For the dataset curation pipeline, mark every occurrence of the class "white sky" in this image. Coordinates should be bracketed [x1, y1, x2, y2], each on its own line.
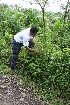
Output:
[0, 0, 68, 12]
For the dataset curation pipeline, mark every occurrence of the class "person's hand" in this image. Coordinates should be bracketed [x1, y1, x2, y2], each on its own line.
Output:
[35, 50, 40, 54]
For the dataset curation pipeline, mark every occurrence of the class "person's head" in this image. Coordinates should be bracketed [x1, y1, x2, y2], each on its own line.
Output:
[30, 27, 38, 36]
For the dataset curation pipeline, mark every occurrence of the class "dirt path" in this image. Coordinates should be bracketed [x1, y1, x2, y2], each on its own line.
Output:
[0, 74, 48, 105]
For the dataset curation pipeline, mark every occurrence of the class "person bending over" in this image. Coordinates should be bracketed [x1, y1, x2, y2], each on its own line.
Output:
[11, 27, 39, 71]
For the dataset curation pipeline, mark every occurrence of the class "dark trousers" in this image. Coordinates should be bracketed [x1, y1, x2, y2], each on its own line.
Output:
[11, 39, 34, 69]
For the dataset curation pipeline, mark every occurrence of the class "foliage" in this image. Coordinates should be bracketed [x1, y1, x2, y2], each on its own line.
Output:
[0, 32, 12, 66]
[23, 9, 40, 27]
[0, 64, 11, 74]
[0, 4, 24, 35]
[0, 3, 70, 105]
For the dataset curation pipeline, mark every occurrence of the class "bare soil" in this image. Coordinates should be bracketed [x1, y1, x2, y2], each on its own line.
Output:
[0, 74, 48, 105]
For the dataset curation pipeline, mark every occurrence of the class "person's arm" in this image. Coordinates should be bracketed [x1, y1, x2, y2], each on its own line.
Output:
[25, 46, 39, 54]
[30, 38, 35, 44]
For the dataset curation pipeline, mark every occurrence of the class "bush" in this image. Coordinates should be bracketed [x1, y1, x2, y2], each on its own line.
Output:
[0, 32, 12, 65]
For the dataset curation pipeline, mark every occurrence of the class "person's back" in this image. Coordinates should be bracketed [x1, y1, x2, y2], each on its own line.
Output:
[14, 28, 31, 43]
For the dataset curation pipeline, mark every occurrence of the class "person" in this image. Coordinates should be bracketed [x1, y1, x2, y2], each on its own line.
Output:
[11, 27, 39, 71]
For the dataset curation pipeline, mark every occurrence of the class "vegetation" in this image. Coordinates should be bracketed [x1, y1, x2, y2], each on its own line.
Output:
[0, 2, 70, 105]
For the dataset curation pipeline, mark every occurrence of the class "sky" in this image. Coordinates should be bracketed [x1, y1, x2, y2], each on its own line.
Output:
[0, 0, 68, 12]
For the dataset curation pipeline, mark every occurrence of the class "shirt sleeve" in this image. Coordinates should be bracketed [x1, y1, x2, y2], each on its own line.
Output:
[23, 38, 29, 47]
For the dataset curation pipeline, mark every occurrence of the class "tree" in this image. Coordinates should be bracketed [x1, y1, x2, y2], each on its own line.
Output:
[61, 0, 70, 25]
[24, 0, 49, 42]
[34, 0, 49, 41]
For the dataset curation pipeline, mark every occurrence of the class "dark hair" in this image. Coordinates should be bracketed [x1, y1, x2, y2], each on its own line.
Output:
[30, 27, 38, 33]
